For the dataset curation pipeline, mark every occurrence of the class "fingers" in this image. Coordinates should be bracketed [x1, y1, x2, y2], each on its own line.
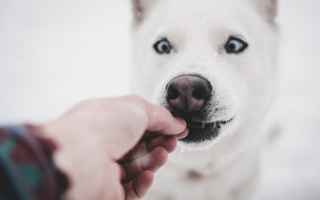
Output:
[120, 135, 177, 183]
[146, 105, 187, 135]
[125, 171, 154, 200]
[176, 129, 189, 140]
[122, 147, 168, 182]
[102, 95, 188, 160]
[148, 136, 177, 153]
[118, 95, 186, 135]
[121, 141, 173, 199]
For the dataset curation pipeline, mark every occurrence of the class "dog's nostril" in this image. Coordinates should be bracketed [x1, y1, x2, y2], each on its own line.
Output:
[167, 84, 180, 100]
[192, 86, 209, 100]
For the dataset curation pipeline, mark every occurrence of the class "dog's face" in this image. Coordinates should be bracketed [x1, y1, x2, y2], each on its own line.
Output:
[131, 0, 278, 147]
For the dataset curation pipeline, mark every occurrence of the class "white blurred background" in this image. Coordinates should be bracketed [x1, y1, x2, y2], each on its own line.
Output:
[0, 0, 131, 123]
[0, 0, 319, 199]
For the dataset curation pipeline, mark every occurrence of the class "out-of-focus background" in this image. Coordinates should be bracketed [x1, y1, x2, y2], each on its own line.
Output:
[0, 0, 319, 199]
[0, 0, 131, 123]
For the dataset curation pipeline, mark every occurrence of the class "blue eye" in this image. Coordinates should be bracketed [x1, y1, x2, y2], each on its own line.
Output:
[224, 36, 248, 54]
[154, 38, 173, 55]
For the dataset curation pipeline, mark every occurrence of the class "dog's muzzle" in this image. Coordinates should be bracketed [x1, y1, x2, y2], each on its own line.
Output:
[164, 74, 234, 143]
[165, 74, 221, 143]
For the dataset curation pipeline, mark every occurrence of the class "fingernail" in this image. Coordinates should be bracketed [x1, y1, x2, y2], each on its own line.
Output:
[177, 129, 189, 139]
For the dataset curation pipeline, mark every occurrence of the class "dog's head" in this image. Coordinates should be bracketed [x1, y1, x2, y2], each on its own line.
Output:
[130, 0, 279, 148]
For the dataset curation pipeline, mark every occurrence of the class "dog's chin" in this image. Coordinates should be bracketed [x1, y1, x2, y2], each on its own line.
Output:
[180, 119, 233, 143]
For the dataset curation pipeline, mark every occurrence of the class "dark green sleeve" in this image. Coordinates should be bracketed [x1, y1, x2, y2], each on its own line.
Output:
[0, 125, 69, 200]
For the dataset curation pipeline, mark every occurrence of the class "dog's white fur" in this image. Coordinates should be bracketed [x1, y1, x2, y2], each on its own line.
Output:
[130, 0, 279, 199]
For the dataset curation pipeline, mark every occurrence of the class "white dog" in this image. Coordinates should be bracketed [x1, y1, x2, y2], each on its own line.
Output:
[130, 0, 279, 199]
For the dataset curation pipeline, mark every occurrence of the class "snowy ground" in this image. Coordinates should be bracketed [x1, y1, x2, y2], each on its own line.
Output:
[0, 0, 319, 199]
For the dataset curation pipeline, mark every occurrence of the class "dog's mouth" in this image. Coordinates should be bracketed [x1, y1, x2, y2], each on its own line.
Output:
[163, 100, 234, 143]
[181, 118, 234, 143]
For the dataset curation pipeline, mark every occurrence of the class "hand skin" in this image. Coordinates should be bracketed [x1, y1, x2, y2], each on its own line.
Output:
[40, 95, 187, 200]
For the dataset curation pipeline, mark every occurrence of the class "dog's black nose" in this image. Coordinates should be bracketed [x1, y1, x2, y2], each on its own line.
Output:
[166, 74, 212, 113]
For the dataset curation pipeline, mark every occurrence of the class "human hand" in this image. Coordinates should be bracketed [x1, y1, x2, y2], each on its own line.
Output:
[41, 95, 187, 200]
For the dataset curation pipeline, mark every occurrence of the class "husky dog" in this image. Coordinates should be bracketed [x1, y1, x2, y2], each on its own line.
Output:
[130, 0, 279, 199]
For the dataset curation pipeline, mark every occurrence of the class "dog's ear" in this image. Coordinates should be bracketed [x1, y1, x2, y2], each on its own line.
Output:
[131, 0, 158, 25]
[252, 0, 278, 23]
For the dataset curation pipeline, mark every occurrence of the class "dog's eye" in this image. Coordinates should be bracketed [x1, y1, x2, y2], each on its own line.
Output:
[224, 36, 248, 54]
[153, 38, 173, 55]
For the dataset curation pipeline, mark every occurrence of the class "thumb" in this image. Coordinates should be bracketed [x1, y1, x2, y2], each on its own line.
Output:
[109, 96, 186, 160]
[145, 104, 187, 135]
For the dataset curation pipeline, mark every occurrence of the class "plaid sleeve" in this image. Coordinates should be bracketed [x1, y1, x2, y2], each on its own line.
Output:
[0, 125, 70, 200]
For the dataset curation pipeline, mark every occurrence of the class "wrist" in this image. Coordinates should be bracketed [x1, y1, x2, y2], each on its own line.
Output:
[25, 125, 71, 195]
[36, 121, 77, 197]
[38, 120, 116, 199]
